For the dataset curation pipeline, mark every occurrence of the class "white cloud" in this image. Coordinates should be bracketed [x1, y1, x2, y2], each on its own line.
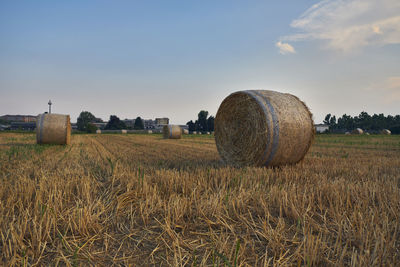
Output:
[280, 0, 400, 52]
[275, 41, 296, 55]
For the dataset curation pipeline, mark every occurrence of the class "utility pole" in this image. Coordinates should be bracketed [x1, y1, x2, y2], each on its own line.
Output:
[48, 100, 52, 114]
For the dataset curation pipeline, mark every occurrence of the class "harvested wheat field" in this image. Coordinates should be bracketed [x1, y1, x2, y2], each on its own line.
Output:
[1, 132, 400, 266]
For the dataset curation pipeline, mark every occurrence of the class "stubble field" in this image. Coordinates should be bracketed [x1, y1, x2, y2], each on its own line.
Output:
[0, 132, 399, 266]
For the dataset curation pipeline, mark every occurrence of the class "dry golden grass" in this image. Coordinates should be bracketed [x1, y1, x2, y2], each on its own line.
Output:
[0, 132, 399, 266]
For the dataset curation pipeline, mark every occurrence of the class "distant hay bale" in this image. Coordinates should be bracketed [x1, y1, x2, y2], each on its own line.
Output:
[183, 129, 189, 135]
[147, 130, 153, 134]
[206, 132, 210, 135]
[381, 129, 391, 135]
[215, 90, 314, 167]
[365, 132, 370, 135]
[198, 132, 202, 135]
[163, 125, 182, 139]
[351, 128, 363, 135]
[36, 113, 71, 145]
[192, 131, 197, 135]
[121, 129, 127, 134]
[345, 132, 351, 135]
[96, 129, 101, 134]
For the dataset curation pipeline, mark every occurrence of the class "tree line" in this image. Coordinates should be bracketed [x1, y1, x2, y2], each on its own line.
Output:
[77, 111, 144, 133]
[186, 110, 215, 132]
[323, 112, 400, 134]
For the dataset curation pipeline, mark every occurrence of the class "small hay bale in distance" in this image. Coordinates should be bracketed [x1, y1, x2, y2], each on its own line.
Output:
[163, 125, 182, 139]
[351, 128, 364, 135]
[36, 113, 71, 145]
[183, 129, 189, 135]
[345, 132, 351, 135]
[192, 131, 197, 135]
[147, 130, 153, 134]
[206, 132, 210, 135]
[121, 129, 127, 134]
[215, 90, 314, 167]
[96, 129, 101, 134]
[381, 129, 391, 135]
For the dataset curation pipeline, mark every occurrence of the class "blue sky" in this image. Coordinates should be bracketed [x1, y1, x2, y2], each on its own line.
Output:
[1, 0, 399, 124]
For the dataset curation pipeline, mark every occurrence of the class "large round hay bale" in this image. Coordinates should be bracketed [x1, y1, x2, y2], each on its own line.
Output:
[121, 129, 127, 134]
[351, 128, 363, 135]
[215, 90, 314, 167]
[96, 129, 102, 134]
[163, 125, 182, 139]
[36, 113, 71, 145]
[381, 129, 391, 135]
[183, 129, 189, 135]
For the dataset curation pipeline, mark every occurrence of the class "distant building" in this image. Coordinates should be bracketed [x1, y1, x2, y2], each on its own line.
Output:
[144, 119, 156, 129]
[93, 122, 107, 130]
[0, 114, 37, 123]
[10, 122, 36, 131]
[155, 118, 169, 126]
[315, 124, 329, 133]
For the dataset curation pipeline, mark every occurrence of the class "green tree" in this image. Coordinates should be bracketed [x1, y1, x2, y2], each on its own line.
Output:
[134, 117, 144, 130]
[105, 115, 126, 130]
[323, 114, 331, 125]
[186, 120, 195, 132]
[77, 111, 97, 132]
[197, 110, 209, 131]
[207, 116, 215, 132]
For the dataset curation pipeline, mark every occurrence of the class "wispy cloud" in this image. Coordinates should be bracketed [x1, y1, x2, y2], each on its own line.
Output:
[275, 41, 296, 55]
[279, 0, 400, 52]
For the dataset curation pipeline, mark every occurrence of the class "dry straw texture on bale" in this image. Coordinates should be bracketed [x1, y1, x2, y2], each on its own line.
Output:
[36, 113, 71, 145]
[215, 90, 314, 167]
[183, 129, 189, 135]
[381, 129, 391, 135]
[163, 125, 182, 139]
[352, 128, 364, 135]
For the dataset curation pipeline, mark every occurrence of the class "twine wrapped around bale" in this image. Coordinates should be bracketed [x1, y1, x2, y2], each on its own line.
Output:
[96, 129, 101, 134]
[183, 129, 189, 135]
[36, 113, 71, 145]
[163, 125, 182, 139]
[351, 128, 363, 135]
[381, 129, 391, 135]
[215, 90, 314, 167]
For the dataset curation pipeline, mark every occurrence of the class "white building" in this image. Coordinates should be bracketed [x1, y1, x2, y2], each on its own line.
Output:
[315, 124, 329, 133]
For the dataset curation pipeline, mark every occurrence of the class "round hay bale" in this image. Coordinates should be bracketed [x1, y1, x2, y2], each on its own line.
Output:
[147, 130, 153, 134]
[192, 131, 197, 135]
[36, 113, 71, 145]
[351, 128, 363, 135]
[206, 132, 210, 135]
[163, 125, 182, 139]
[381, 129, 391, 135]
[121, 129, 127, 134]
[215, 90, 314, 167]
[345, 132, 351, 135]
[96, 129, 102, 134]
[365, 132, 370, 135]
[183, 129, 189, 135]
[198, 132, 202, 135]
